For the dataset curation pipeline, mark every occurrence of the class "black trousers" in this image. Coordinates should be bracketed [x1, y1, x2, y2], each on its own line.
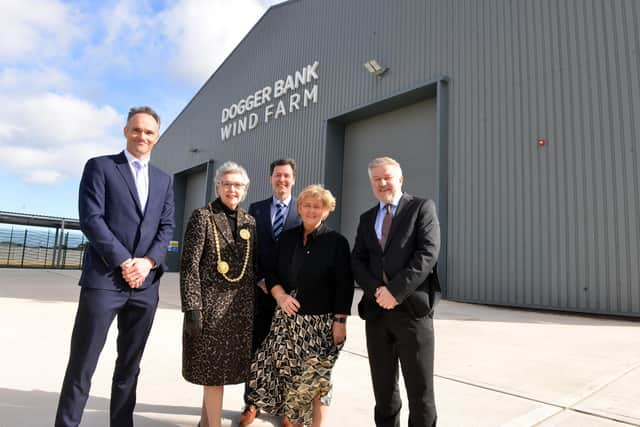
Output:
[244, 286, 277, 405]
[365, 310, 437, 427]
[55, 286, 158, 427]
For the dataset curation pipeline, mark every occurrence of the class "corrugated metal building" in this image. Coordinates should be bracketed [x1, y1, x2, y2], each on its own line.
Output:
[153, 0, 640, 317]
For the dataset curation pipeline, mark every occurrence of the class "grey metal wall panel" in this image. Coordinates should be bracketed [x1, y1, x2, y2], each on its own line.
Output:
[154, 0, 640, 316]
[340, 99, 438, 245]
[183, 170, 207, 235]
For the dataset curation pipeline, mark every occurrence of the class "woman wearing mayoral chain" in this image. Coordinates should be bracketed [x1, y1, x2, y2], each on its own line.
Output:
[180, 161, 258, 427]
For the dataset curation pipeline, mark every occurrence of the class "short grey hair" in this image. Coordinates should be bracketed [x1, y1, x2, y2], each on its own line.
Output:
[127, 106, 160, 127]
[367, 157, 403, 179]
[214, 161, 250, 201]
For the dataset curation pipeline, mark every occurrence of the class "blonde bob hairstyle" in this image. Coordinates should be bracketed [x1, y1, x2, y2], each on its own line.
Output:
[296, 184, 336, 216]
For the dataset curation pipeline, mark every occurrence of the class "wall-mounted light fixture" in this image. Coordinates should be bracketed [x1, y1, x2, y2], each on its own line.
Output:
[364, 59, 388, 77]
[189, 147, 200, 153]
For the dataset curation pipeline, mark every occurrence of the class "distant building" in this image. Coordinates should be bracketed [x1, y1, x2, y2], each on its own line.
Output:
[153, 0, 640, 317]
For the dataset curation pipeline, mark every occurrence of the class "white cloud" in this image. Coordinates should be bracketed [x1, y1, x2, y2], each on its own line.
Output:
[77, 0, 154, 73]
[0, 92, 123, 184]
[0, 67, 71, 94]
[159, 0, 266, 83]
[0, 0, 280, 188]
[0, 30, 117, 186]
[18, 92, 121, 144]
[102, 0, 146, 45]
[25, 170, 64, 185]
[76, 0, 267, 84]
[0, 0, 83, 62]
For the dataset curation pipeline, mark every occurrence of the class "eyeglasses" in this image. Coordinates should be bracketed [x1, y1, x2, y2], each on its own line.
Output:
[220, 182, 246, 190]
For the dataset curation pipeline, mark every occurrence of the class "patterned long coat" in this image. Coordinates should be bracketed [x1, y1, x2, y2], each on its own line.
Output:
[180, 199, 257, 385]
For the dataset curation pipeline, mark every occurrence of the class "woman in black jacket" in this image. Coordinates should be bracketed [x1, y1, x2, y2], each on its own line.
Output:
[245, 184, 354, 427]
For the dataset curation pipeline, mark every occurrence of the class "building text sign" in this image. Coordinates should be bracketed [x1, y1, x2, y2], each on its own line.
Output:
[220, 61, 319, 141]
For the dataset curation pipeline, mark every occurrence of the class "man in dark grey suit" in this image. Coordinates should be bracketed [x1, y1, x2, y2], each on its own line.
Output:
[55, 106, 175, 427]
[352, 157, 440, 427]
[239, 158, 301, 426]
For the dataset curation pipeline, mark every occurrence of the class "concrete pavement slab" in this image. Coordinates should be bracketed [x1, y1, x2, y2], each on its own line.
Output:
[572, 364, 640, 426]
[2, 269, 640, 426]
[434, 301, 640, 409]
[433, 377, 560, 427]
[539, 409, 634, 426]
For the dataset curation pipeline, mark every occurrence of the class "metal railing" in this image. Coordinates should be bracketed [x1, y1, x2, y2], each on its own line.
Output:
[0, 224, 86, 269]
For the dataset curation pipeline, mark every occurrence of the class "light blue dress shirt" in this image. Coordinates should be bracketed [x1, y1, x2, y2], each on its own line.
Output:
[374, 192, 403, 240]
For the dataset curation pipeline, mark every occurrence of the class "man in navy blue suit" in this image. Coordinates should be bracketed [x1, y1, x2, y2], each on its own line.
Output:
[238, 158, 301, 426]
[55, 106, 175, 427]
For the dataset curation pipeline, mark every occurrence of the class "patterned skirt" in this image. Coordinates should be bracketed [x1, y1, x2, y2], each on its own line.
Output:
[247, 306, 343, 425]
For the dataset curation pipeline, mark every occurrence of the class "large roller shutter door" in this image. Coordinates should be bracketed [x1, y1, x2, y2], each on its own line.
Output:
[340, 98, 438, 246]
[182, 170, 207, 239]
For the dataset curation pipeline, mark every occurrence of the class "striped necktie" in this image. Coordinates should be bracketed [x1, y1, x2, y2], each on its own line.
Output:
[273, 202, 285, 239]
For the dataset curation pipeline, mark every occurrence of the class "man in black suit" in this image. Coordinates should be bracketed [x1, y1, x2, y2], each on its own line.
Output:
[352, 157, 440, 427]
[55, 106, 175, 426]
[239, 158, 301, 426]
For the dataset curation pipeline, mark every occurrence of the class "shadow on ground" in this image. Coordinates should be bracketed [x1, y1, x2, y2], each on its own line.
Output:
[0, 387, 203, 427]
[0, 269, 177, 309]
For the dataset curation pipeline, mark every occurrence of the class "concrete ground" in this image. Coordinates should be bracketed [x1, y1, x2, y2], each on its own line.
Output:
[0, 268, 639, 427]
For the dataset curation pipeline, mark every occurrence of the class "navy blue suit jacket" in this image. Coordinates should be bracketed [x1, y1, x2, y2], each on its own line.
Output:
[78, 151, 175, 290]
[248, 196, 301, 280]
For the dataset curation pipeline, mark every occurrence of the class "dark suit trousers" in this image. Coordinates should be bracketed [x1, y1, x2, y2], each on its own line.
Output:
[244, 286, 277, 404]
[55, 286, 159, 427]
[252, 286, 276, 350]
[366, 310, 437, 427]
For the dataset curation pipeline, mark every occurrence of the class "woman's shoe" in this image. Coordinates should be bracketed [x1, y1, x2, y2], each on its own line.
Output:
[282, 416, 304, 427]
[238, 405, 259, 426]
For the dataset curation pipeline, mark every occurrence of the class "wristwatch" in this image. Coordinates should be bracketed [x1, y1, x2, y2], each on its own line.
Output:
[333, 316, 346, 324]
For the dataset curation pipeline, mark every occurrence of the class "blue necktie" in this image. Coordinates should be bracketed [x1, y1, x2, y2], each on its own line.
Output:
[273, 202, 285, 239]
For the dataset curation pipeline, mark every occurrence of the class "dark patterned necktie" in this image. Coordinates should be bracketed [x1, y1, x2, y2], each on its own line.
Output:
[273, 202, 285, 239]
[379, 204, 393, 249]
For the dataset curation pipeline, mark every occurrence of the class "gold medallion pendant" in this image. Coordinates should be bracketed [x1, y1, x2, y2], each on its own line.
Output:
[217, 261, 230, 274]
[211, 216, 251, 283]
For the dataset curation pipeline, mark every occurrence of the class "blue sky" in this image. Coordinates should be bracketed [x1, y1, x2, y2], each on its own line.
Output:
[0, 0, 281, 218]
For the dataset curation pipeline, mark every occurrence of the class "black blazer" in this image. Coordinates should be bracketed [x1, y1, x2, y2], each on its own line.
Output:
[266, 224, 354, 315]
[352, 193, 440, 319]
[248, 196, 301, 280]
